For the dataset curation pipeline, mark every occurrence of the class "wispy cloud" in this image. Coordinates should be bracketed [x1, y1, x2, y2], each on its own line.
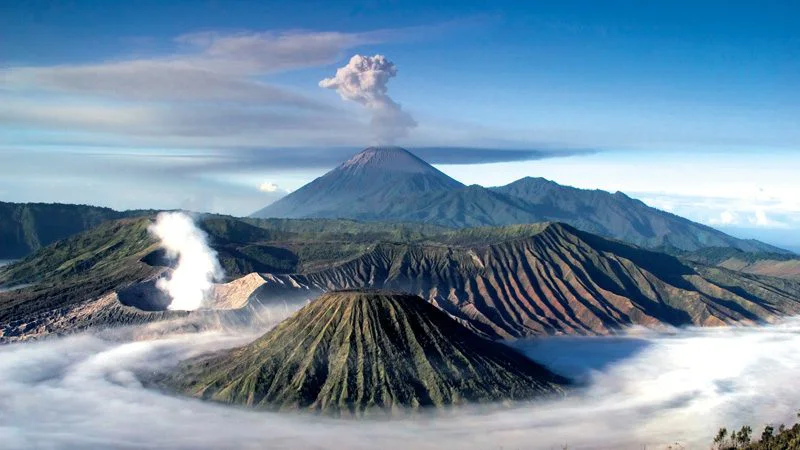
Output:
[2, 30, 381, 104]
[0, 28, 400, 145]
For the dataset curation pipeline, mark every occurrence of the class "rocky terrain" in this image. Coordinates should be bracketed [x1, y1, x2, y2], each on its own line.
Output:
[256, 223, 800, 338]
[161, 290, 567, 415]
[3, 215, 800, 343]
[682, 247, 800, 281]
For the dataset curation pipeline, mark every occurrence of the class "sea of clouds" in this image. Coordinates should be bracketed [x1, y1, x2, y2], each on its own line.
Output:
[1, 317, 800, 449]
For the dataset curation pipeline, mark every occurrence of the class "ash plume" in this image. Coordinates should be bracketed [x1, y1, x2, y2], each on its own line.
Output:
[320, 54, 416, 143]
[148, 212, 224, 310]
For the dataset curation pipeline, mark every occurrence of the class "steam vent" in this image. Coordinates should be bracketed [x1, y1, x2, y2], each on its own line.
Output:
[162, 289, 567, 415]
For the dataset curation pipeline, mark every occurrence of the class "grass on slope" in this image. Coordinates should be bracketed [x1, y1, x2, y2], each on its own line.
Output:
[0, 201, 153, 259]
[164, 290, 567, 415]
[0, 217, 159, 323]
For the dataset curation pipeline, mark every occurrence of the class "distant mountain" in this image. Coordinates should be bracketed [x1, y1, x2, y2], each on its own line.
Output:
[251, 147, 784, 253]
[161, 289, 567, 415]
[252, 146, 463, 219]
[491, 177, 783, 253]
[0, 201, 149, 259]
[258, 223, 800, 339]
[680, 247, 800, 280]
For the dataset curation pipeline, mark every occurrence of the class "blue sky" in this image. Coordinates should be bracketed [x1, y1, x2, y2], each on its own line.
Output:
[1, 1, 798, 248]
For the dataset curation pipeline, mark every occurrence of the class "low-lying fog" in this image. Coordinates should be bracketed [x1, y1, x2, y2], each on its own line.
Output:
[2, 317, 800, 450]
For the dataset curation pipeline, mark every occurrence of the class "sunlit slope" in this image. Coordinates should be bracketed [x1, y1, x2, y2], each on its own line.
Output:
[164, 290, 567, 415]
[0, 217, 183, 341]
[264, 223, 800, 338]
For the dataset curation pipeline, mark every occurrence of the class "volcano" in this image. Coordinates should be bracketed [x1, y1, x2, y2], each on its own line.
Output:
[251, 146, 785, 253]
[252, 146, 463, 219]
[163, 289, 567, 415]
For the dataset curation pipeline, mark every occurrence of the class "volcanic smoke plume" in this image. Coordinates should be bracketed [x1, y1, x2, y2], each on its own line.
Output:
[148, 212, 224, 310]
[320, 54, 417, 143]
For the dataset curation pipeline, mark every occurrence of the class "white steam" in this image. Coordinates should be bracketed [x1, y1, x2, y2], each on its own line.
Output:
[148, 212, 224, 310]
[3, 320, 800, 449]
[320, 54, 416, 143]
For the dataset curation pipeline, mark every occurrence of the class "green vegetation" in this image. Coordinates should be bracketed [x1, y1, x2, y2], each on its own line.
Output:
[0, 217, 158, 324]
[714, 414, 800, 449]
[0, 201, 151, 259]
[162, 290, 567, 415]
[681, 247, 798, 265]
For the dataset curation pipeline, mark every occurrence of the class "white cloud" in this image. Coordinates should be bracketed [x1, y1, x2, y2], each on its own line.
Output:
[749, 210, 780, 227]
[1, 30, 379, 105]
[710, 210, 739, 226]
[258, 182, 280, 193]
[4, 320, 800, 448]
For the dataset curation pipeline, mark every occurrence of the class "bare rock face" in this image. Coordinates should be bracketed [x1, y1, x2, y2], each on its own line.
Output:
[208, 273, 267, 310]
[162, 290, 567, 415]
[255, 223, 800, 338]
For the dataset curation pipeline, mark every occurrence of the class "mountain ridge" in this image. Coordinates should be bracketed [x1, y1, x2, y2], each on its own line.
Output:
[4, 215, 799, 343]
[251, 147, 785, 254]
[0, 201, 152, 259]
[252, 146, 464, 219]
[254, 222, 800, 338]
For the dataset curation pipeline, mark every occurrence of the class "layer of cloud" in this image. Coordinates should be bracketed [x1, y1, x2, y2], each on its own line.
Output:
[0, 29, 395, 147]
[0, 146, 595, 216]
[3, 320, 800, 448]
[639, 190, 800, 230]
[2, 30, 379, 105]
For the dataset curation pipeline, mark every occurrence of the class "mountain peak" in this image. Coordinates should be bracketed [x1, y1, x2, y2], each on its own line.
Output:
[162, 289, 567, 414]
[251, 146, 464, 219]
[339, 146, 434, 174]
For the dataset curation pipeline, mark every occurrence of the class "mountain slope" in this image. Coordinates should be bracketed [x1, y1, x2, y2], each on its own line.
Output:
[258, 223, 800, 338]
[5, 215, 799, 342]
[162, 290, 567, 415]
[252, 146, 464, 219]
[0, 201, 150, 259]
[492, 177, 783, 253]
[0, 217, 182, 342]
[252, 147, 782, 253]
[0, 215, 451, 341]
[681, 247, 800, 280]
